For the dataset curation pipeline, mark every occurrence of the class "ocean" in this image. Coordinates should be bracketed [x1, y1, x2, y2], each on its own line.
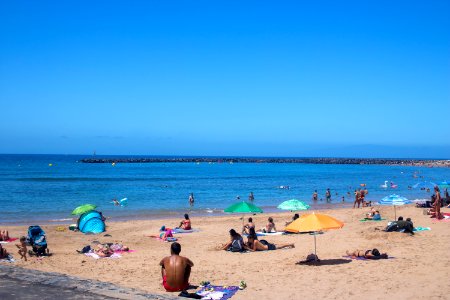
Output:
[0, 154, 449, 225]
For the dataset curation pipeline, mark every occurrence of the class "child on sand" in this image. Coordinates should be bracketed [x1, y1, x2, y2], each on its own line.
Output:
[16, 236, 27, 261]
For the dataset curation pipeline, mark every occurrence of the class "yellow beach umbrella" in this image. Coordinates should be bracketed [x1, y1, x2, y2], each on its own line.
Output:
[285, 212, 344, 259]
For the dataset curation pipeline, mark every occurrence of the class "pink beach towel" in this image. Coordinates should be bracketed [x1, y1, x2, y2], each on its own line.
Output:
[0, 238, 18, 244]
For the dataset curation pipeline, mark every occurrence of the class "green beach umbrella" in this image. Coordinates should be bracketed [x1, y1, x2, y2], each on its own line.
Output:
[224, 201, 263, 214]
[71, 204, 97, 215]
[277, 199, 310, 211]
[224, 201, 263, 228]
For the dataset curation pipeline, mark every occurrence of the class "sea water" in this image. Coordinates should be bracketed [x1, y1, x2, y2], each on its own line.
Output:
[0, 154, 449, 224]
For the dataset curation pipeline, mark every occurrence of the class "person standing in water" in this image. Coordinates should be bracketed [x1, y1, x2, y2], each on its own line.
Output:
[248, 192, 255, 202]
[325, 188, 331, 202]
[312, 190, 318, 201]
[188, 193, 194, 207]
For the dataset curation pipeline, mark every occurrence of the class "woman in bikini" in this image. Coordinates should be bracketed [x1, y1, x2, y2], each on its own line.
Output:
[346, 248, 388, 259]
[246, 233, 294, 251]
[179, 214, 192, 230]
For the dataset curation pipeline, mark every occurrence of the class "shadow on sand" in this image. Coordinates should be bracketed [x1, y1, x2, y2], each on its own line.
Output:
[296, 258, 352, 266]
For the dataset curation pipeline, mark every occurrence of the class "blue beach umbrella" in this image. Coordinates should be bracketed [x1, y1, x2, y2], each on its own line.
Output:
[378, 194, 411, 220]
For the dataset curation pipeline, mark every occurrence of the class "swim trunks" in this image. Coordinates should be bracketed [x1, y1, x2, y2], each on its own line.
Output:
[162, 275, 189, 292]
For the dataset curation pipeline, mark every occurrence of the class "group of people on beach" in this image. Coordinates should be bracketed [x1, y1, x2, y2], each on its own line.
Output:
[353, 188, 371, 208]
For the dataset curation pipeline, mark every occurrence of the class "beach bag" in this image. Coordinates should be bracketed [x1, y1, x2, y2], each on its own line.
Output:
[230, 238, 244, 252]
[385, 222, 398, 232]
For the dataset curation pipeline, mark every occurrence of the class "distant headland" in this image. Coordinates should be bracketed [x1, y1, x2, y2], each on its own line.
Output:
[80, 157, 450, 167]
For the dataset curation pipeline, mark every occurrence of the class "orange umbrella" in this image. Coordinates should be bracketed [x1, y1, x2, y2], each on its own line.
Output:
[285, 212, 344, 259]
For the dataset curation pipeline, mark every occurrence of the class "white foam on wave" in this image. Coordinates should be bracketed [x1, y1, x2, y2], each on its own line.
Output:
[49, 218, 73, 222]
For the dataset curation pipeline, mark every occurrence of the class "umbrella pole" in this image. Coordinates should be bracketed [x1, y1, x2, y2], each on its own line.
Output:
[394, 206, 396, 221]
[314, 233, 317, 260]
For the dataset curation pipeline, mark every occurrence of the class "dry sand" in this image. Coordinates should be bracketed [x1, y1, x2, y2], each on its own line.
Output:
[1, 205, 450, 300]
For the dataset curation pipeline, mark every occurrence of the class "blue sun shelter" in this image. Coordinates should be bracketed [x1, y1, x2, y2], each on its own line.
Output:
[78, 210, 105, 234]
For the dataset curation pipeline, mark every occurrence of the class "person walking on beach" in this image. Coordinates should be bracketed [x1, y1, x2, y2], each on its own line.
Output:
[160, 242, 193, 292]
[312, 190, 318, 201]
[188, 193, 194, 207]
[325, 188, 331, 202]
[353, 189, 360, 208]
[248, 192, 254, 202]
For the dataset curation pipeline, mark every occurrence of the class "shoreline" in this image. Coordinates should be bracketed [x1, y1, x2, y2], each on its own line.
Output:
[0, 199, 432, 226]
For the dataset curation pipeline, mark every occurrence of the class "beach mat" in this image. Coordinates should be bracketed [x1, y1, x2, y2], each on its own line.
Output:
[413, 227, 431, 232]
[0, 254, 15, 263]
[359, 218, 386, 222]
[0, 238, 18, 244]
[172, 228, 200, 234]
[84, 252, 121, 259]
[147, 235, 178, 242]
[343, 255, 395, 260]
[196, 285, 239, 300]
[243, 232, 284, 237]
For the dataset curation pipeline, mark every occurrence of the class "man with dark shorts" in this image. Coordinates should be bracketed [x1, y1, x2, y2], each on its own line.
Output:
[160, 242, 194, 292]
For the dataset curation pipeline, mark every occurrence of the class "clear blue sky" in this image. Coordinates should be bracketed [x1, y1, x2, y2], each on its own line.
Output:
[1, 1, 449, 158]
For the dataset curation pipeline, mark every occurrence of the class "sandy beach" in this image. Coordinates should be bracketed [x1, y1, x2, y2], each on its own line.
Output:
[1, 205, 450, 300]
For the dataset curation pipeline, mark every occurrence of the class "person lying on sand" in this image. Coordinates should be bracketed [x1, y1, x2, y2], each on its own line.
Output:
[346, 248, 388, 259]
[285, 213, 299, 226]
[160, 242, 193, 292]
[365, 210, 381, 220]
[260, 217, 277, 233]
[178, 214, 192, 230]
[246, 233, 294, 251]
[160, 228, 174, 241]
[95, 244, 114, 257]
[16, 236, 27, 261]
[242, 217, 255, 234]
[0, 230, 9, 241]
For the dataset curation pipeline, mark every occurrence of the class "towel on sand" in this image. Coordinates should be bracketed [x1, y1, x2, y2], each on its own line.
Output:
[196, 285, 239, 300]
[342, 255, 395, 260]
[413, 227, 431, 232]
[359, 218, 386, 222]
[84, 252, 121, 259]
[0, 254, 16, 263]
[0, 238, 18, 244]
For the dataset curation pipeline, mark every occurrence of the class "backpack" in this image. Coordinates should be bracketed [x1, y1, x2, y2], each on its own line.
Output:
[230, 238, 244, 252]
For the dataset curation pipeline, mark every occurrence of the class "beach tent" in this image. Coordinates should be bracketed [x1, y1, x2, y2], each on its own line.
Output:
[77, 210, 105, 234]
[285, 212, 344, 260]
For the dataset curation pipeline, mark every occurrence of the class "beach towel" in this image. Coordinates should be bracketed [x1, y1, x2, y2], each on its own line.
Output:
[172, 228, 200, 234]
[359, 218, 386, 222]
[342, 255, 395, 260]
[0, 254, 16, 263]
[84, 252, 121, 259]
[0, 238, 18, 244]
[196, 285, 239, 300]
[413, 227, 431, 232]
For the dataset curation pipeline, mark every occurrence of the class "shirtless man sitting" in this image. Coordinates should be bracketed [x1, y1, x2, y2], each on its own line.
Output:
[159, 242, 194, 292]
